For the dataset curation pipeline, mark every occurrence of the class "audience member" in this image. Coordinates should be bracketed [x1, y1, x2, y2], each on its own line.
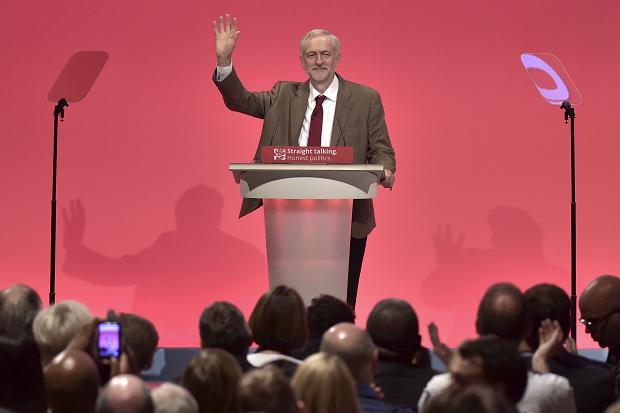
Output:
[367, 298, 437, 409]
[0, 284, 42, 337]
[181, 348, 242, 413]
[579, 274, 620, 399]
[97, 374, 153, 413]
[44, 349, 100, 413]
[291, 352, 360, 413]
[425, 383, 517, 413]
[525, 283, 615, 412]
[239, 365, 300, 413]
[151, 383, 198, 413]
[424, 283, 576, 413]
[248, 285, 308, 376]
[118, 312, 159, 375]
[199, 301, 253, 371]
[0, 333, 46, 413]
[292, 294, 355, 360]
[32, 300, 93, 365]
[321, 323, 413, 413]
[419, 337, 527, 411]
[607, 400, 620, 413]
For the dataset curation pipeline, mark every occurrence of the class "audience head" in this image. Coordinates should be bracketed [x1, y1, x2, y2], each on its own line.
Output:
[0, 333, 46, 413]
[320, 322, 377, 385]
[96, 374, 153, 413]
[199, 301, 251, 358]
[249, 285, 308, 354]
[426, 383, 517, 413]
[151, 383, 198, 413]
[524, 283, 570, 350]
[181, 348, 242, 413]
[44, 350, 100, 413]
[579, 274, 620, 351]
[117, 313, 159, 374]
[475, 283, 528, 343]
[450, 337, 527, 405]
[33, 300, 93, 365]
[238, 365, 299, 413]
[307, 294, 355, 339]
[366, 298, 421, 363]
[0, 284, 42, 336]
[291, 352, 360, 413]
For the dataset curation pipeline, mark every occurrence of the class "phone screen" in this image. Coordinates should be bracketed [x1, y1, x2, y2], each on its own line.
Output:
[97, 321, 121, 359]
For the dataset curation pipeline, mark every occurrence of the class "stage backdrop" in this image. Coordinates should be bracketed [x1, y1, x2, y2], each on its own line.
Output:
[1, 0, 619, 348]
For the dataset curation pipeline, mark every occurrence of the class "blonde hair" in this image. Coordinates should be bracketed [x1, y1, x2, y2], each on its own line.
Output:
[291, 352, 361, 413]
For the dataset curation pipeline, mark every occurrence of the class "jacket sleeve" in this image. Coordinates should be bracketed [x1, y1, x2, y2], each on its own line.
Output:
[366, 90, 396, 173]
[213, 67, 281, 120]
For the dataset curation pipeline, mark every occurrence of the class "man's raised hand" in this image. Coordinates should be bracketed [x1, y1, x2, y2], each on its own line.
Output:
[213, 14, 240, 67]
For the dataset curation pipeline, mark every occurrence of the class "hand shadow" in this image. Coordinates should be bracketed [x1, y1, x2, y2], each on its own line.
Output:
[62, 185, 266, 345]
[421, 206, 568, 344]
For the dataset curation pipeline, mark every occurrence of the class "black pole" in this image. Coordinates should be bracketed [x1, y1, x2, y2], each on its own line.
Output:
[561, 100, 577, 342]
[50, 98, 68, 306]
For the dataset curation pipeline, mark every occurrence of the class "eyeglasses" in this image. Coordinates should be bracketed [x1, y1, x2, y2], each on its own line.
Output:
[580, 306, 620, 330]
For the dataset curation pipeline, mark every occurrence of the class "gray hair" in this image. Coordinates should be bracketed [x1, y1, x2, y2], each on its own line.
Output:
[0, 284, 42, 335]
[32, 300, 93, 364]
[299, 29, 341, 56]
[152, 383, 198, 413]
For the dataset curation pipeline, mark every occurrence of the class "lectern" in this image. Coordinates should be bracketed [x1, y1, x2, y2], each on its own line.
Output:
[230, 164, 383, 303]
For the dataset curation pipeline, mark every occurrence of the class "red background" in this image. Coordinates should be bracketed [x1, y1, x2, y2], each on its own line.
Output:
[2, 0, 619, 348]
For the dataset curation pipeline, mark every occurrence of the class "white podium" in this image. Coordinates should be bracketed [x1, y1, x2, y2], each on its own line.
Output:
[230, 164, 383, 304]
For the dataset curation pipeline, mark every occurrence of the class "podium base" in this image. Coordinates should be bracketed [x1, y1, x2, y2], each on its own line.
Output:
[263, 199, 352, 304]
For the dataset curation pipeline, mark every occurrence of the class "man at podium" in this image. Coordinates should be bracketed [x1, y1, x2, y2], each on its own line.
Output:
[212, 15, 396, 307]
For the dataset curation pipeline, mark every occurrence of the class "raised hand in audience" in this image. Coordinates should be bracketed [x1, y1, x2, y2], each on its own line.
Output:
[564, 336, 577, 354]
[532, 318, 563, 373]
[428, 322, 453, 367]
[64, 318, 131, 381]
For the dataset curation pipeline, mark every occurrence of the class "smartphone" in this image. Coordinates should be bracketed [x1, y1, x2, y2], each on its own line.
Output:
[97, 321, 121, 359]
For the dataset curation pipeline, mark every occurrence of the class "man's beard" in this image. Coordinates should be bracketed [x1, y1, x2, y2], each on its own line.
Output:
[308, 67, 330, 82]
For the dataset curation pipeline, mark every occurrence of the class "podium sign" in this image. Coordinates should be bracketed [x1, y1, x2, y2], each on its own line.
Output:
[261, 146, 353, 164]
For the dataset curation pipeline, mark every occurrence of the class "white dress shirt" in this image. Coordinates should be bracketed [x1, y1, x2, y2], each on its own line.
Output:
[297, 76, 338, 147]
[216, 64, 339, 147]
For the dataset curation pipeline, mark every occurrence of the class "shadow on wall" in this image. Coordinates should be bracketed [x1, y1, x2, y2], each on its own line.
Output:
[61, 185, 266, 345]
[422, 206, 568, 345]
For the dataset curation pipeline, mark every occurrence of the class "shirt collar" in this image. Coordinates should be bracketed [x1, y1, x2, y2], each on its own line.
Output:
[309, 75, 339, 103]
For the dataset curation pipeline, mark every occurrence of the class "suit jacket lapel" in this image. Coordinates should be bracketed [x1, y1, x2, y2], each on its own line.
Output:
[332, 74, 353, 147]
[289, 81, 310, 146]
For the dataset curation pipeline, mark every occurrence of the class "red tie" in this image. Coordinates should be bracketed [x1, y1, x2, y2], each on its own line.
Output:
[307, 95, 326, 147]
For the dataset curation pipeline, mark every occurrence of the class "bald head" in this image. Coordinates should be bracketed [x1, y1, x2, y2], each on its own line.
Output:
[320, 323, 376, 384]
[97, 375, 153, 413]
[581, 275, 620, 309]
[45, 350, 100, 413]
[579, 275, 620, 351]
[0, 284, 42, 336]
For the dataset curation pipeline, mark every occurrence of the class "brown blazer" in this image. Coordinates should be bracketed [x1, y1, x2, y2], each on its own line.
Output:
[214, 68, 396, 238]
